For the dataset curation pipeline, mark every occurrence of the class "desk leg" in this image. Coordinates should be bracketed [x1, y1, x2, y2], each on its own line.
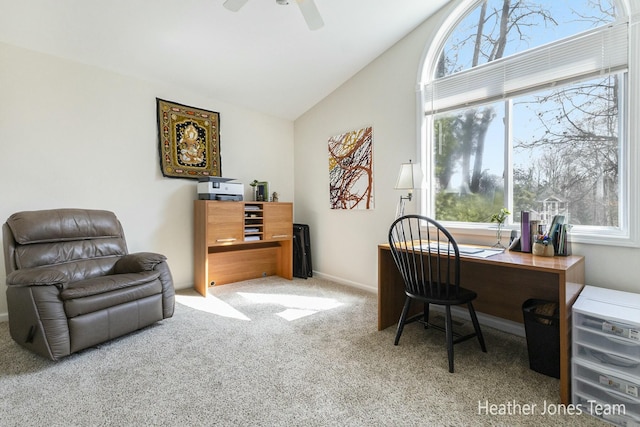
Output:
[377, 247, 422, 330]
[559, 294, 570, 405]
[378, 247, 402, 330]
[559, 266, 585, 405]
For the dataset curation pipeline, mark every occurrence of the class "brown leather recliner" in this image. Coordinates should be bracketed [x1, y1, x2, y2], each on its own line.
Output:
[2, 208, 175, 360]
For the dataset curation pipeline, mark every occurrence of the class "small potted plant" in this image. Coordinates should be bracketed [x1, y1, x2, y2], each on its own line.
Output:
[490, 208, 510, 248]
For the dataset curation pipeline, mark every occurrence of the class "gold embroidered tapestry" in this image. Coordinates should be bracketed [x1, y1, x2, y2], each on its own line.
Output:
[156, 98, 221, 179]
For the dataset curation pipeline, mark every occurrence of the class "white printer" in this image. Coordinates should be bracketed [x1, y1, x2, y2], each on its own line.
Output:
[197, 177, 244, 201]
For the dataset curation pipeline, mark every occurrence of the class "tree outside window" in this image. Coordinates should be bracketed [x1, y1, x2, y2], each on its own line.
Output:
[427, 0, 622, 230]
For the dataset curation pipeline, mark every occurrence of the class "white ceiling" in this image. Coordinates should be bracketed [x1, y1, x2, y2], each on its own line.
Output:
[0, 0, 449, 120]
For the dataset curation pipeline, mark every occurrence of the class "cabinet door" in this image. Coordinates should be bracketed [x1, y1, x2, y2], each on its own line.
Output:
[207, 202, 244, 245]
[263, 203, 293, 240]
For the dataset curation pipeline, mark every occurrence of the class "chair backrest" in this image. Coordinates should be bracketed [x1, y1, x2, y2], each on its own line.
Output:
[3, 208, 128, 282]
[388, 215, 461, 298]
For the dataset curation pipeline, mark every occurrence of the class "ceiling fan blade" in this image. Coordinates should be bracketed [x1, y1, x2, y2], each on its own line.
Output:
[223, 0, 249, 12]
[296, 0, 324, 31]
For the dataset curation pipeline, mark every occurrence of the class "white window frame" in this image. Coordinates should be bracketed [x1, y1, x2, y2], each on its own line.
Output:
[415, 0, 640, 248]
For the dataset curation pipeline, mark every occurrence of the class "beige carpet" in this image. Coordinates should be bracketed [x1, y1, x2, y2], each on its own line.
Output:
[0, 276, 605, 426]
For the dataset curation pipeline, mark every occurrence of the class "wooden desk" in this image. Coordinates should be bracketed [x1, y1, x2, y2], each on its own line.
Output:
[378, 244, 584, 405]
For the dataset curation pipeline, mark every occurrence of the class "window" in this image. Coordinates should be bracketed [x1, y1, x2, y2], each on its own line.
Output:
[419, 0, 637, 245]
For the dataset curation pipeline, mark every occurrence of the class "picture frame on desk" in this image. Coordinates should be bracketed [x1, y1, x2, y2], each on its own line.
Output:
[256, 181, 269, 201]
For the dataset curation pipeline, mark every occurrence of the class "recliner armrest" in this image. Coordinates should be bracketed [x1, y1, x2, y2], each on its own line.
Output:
[113, 252, 167, 274]
[7, 267, 69, 288]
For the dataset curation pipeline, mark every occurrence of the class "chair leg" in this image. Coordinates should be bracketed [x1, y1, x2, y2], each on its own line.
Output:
[394, 297, 412, 345]
[423, 302, 430, 329]
[445, 305, 454, 373]
[468, 302, 487, 353]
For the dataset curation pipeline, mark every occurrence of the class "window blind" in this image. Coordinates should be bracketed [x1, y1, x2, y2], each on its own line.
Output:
[424, 20, 629, 115]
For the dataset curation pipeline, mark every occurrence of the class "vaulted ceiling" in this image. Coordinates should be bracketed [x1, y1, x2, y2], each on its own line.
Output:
[0, 0, 449, 120]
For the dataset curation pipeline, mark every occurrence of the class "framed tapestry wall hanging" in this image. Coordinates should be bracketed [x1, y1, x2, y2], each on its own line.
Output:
[328, 126, 374, 210]
[156, 98, 221, 179]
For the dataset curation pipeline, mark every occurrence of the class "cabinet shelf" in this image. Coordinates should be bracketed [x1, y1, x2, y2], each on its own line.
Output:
[244, 203, 265, 241]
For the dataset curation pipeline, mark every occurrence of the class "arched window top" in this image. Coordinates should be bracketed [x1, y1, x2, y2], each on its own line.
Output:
[437, 0, 619, 80]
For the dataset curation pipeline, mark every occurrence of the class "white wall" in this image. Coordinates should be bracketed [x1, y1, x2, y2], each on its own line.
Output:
[2, 2, 639, 322]
[0, 42, 294, 319]
[293, 2, 640, 294]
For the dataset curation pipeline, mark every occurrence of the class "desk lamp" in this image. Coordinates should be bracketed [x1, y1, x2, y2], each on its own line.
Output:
[395, 160, 416, 217]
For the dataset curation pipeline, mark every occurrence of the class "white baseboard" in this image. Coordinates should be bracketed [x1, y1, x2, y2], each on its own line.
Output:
[429, 305, 525, 337]
[0, 312, 8, 323]
[312, 271, 377, 294]
[313, 271, 525, 337]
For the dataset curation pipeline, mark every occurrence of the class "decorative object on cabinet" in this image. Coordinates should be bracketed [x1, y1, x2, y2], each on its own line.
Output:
[156, 98, 221, 179]
[193, 200, 293, 296]
[328, 126, 374, 210]
[572, 286, 640, 426]
[256, 181, 269, 201]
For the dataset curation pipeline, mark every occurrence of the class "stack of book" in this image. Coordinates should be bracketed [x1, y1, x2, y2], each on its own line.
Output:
[521, 211, 531, 252]
[519, 211, 571, 256]
[520, 211, 543, 253]
[548, 215, 571, 256]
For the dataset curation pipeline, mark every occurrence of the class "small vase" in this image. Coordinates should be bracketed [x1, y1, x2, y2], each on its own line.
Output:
[492, 225, 505, 248]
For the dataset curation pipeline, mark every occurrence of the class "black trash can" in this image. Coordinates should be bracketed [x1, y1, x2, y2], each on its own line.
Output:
[522, 299, 560, 378]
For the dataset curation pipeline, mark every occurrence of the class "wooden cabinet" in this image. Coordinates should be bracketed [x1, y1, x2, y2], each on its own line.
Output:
[263, 203, 293, 240]
[205, 201, 244, 245]
[194, 200, 293, 296]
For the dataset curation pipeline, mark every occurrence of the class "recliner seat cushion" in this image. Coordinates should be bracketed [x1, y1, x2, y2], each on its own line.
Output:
[62, 272, 163, 318]
[61, 271, 161, 300]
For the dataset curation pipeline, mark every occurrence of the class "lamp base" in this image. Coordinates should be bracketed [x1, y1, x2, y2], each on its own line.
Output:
[395, 195, 411, 218]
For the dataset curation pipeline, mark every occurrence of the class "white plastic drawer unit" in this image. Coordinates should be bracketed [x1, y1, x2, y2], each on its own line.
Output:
[573, 392, 640, 427]
[574, 363, 640, 400]
[572, 287, 640, 426]
[574, 314, 640, 376]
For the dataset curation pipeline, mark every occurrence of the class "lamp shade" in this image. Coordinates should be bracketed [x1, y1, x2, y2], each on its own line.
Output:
[395, 161, 415, 190]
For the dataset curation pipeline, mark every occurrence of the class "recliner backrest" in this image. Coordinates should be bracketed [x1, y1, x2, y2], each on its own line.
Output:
[4, 209, 128, 282]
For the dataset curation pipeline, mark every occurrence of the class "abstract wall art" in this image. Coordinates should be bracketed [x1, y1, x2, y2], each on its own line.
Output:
[328, 126, 374, 210]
